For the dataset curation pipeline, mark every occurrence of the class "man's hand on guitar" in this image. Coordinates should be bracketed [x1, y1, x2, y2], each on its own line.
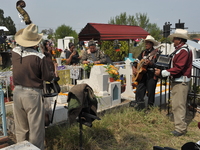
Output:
[132, 66, 137, 76]
[144, 59, 151, 65]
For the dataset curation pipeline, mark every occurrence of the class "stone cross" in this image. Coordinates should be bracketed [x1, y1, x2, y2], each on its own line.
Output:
[118, 59, 135, 100]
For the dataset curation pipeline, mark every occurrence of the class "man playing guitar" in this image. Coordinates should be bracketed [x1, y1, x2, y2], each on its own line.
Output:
[131, 35, 159, 110]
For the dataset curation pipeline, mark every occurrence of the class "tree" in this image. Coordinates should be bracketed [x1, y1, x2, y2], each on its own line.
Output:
[108, 12, 161, 40]
[0, 9, 16, 35]
[54, 24, 78, 44]
[41, 28, 54, 35]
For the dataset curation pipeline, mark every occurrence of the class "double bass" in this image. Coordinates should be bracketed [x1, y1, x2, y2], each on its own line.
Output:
[16, 0, 32, 25]
[132, 45, 163, 82]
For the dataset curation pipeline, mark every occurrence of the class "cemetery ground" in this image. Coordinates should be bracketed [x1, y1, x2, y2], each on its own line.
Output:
[5, 102, 200, 150]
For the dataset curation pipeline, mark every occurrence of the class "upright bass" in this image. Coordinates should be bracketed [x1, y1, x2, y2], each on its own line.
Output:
[16, 0, 32, 25]
[132, 45, 163, 82]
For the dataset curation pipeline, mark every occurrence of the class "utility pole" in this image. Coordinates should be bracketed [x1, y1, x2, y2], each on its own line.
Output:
[163, 22, 172, 54]
[175, 19, 188, 29]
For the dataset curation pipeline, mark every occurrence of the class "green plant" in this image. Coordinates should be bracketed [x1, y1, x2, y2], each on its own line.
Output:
[101, 41, 129, 62]
[82, 63, 94, 72]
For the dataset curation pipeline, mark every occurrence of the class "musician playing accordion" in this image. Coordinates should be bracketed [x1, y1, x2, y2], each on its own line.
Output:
[155, 29, 193, 137]
[131, 35, 160, 110]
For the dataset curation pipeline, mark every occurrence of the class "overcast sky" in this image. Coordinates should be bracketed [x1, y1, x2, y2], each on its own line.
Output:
[1, 0, 199, 34]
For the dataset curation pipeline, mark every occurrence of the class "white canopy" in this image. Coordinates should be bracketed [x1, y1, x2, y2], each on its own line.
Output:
[0, 26, 9, 31]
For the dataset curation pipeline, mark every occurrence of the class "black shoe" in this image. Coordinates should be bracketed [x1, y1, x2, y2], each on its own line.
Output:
[135, 102, 145, 111]
[129, 101, 137, 107]
[171, 130, 186, 137]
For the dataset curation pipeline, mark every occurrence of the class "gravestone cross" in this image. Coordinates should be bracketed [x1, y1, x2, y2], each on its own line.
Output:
[118, 59, 135, 100]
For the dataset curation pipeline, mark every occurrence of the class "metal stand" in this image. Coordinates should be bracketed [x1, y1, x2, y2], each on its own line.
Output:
[43, 81, 59, 124]
[77, 109, 101, 150]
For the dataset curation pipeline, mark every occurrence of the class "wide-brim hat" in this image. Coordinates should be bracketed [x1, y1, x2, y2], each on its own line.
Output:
[144, 35, 159, 46]
[15, 24, 43, 47]
[168, 29, 189, 40]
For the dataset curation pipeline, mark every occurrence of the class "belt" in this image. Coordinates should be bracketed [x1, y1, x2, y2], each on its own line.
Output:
[15, 85, 42, 91]
[147, 68, 154, 71]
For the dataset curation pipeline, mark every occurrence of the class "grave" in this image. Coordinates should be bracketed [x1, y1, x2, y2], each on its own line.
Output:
[1, 140, 40, 150]
[77, 65, 122, 111]
[118, 59, 135, 100]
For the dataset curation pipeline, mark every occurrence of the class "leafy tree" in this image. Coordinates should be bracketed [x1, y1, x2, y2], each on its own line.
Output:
[54, 24, 78, 44]
[190, 34, 198, 39]
[108, 12, 161, 40]
[109, 12, 137, 25]
[41, 28, 54, 35]
[0, 9, 16, 35]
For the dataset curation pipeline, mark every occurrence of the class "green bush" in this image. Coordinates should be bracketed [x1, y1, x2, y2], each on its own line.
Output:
[101, 41, 129, 62]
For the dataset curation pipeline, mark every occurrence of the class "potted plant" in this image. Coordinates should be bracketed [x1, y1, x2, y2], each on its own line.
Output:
[104, 65, 120, 82]
[82, 63, 94, 78]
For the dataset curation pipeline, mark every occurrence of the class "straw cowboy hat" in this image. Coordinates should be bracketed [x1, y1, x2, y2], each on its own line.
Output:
[15, 24, 43, 47]
[168, 29, 189, 40]
[144, 35, 159, 46]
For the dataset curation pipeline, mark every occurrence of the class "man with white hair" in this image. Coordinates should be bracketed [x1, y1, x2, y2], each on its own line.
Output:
[155, 29, 193, 136]
[12, 24, 54, 149]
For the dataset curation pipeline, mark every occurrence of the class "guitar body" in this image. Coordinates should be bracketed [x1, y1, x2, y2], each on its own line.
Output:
[132, 59, 147, 82]
[132, 46, 163, 83]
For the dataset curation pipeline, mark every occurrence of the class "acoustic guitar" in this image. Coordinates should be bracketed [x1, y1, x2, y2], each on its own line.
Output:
[132, 46, 162, 82]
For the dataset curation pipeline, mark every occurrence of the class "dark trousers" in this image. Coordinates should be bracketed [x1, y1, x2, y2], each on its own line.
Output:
[136, 70, 157, 107]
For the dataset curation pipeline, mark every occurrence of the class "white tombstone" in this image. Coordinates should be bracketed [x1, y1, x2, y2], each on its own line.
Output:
[77, 65, 112, 111]
[57, 39, 64, 50]
[1, 140, 40, 150]
[64, 36, 74, 50]
[57, 36, 74, 58]
[78, 65, 109, 95]
[108, 82, 121, 106]
[118, 59, 135, 100]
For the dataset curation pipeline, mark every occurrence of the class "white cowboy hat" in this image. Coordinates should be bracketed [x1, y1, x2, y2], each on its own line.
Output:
[15, 24, 43, 47]
[144, 35, 159, 46]
[168, 29, 189, 40]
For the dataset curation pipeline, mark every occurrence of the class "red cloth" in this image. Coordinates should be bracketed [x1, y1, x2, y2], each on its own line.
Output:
[167, 44, 193, 78]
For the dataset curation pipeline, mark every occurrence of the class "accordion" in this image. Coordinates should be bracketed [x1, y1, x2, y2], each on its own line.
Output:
[155, 55, 172, 70]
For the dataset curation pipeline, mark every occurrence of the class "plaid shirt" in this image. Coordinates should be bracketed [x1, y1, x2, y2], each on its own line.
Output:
[80, 49, 107, 64]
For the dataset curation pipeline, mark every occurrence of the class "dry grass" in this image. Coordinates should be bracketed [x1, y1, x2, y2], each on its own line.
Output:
[45, 106, 200, 150]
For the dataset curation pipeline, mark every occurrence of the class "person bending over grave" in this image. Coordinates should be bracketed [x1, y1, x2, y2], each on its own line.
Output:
[65, 42, 80, 65]
[80, 40, 107, 64]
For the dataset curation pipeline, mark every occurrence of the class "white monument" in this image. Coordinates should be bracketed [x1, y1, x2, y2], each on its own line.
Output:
[118, 59, 135, 100]
[77, 65, 121, 111]
[58, 36, 75, 58]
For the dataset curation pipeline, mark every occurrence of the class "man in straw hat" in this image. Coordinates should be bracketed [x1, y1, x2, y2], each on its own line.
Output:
[131, 35, 160, 110]
[12, 24, 54, 149]
[155, 29, 193, 136]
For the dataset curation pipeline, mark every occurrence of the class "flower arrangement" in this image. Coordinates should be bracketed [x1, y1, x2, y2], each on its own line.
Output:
[82, 63, 94, 72]
[61, 59, 67, 65]
[104, 65, 120, 81]
[52, 48, 63, 58]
